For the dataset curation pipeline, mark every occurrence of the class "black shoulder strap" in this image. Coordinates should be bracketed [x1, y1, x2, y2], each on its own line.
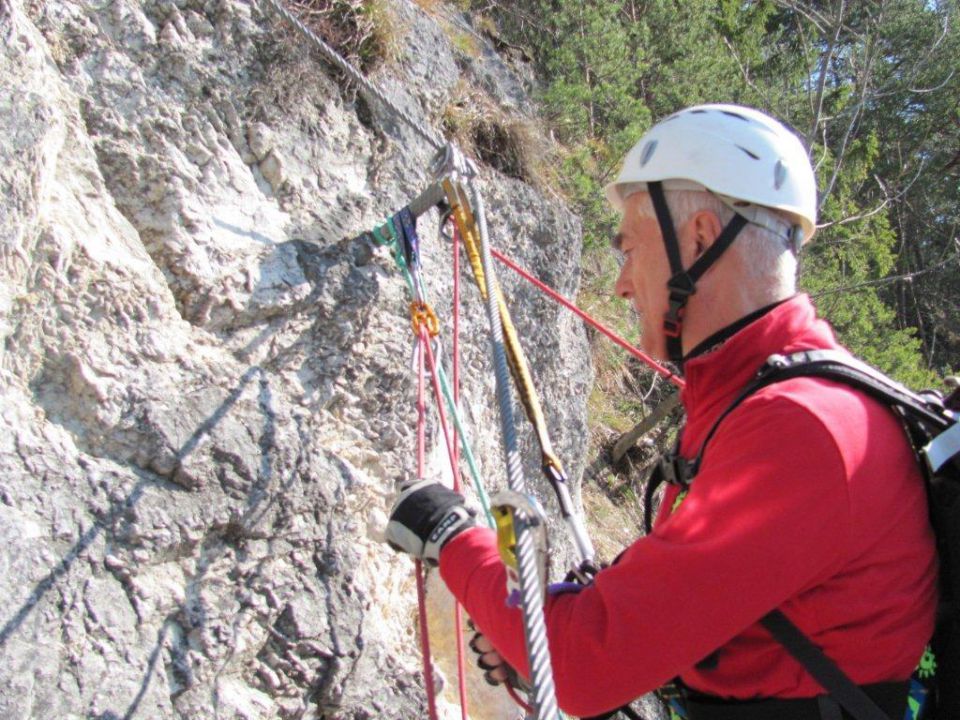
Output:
[761, 611, 892, 720]
[690, 348, 953, 478]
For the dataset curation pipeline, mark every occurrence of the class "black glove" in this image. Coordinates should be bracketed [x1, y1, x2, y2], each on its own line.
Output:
[467, 622, 528, 691]
[385, 480, 476, 565]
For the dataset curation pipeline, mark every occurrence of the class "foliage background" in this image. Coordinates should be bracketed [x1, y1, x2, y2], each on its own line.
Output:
[464, 0, 959, 392]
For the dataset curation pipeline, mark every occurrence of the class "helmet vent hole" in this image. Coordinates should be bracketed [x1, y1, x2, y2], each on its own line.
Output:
[690, 109, 707, 114]
[736, 145, 760, 160]
[640, 140, 658, 167]
[774, 160, 787, 189]
[721, 110, 748, 121]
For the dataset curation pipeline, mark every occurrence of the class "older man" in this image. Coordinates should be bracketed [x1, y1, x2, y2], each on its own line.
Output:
[386, 105, 937, 720]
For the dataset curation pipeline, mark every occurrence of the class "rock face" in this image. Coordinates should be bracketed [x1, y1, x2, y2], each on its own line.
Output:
[0, 1, 591, 718]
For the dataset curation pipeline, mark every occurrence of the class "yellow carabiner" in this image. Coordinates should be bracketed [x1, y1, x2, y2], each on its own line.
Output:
[493, 504, 519, 571]
[409, 300, 440, 338]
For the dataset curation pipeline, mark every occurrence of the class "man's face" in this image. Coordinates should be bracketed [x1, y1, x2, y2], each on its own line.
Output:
[612, 192, 674, 359]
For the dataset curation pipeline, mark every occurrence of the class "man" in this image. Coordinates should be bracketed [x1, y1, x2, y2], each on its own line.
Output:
[385, 105, 938, 719]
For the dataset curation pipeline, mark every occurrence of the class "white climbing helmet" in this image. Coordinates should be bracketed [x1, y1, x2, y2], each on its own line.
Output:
[605, 104, 818, 244]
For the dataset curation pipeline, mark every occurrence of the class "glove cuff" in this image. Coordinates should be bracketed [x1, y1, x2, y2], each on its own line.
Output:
[424, 506, 475, 564]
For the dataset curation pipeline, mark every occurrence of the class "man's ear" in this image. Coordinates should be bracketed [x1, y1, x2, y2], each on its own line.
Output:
[690, 210, 724, 259]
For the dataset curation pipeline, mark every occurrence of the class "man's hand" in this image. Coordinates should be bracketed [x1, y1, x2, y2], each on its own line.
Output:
[468, 627, 525, 688]
[385, 480, 476, 565]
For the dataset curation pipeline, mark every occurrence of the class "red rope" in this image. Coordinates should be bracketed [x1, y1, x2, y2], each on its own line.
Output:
[452, 219, 462, 488]
[506, 683, 534, 714]
[491, 248, 685, 389]
[451, 221, 470, 720]
[420, 328, 464, 493]
[414, 332, 440, 720]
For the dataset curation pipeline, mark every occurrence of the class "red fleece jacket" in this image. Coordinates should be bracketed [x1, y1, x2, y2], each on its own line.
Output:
[439, 295, 938, 717]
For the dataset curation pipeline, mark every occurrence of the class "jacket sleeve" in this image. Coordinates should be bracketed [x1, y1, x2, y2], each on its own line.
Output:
[440, 394, 852, 718]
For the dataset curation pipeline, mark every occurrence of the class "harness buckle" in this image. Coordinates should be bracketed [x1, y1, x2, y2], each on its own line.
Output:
[659, 453, 693, 487]
[663, 311, 684, 338]
[663, 298, 687, 338]
[663, 274, 695, 339]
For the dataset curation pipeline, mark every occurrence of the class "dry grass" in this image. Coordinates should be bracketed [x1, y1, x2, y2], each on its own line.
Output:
[286, 0, 398, 71]
[440, 81, 562, 194]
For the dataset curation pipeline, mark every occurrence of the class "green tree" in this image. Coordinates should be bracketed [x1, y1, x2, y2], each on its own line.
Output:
[475, 0, 958, 385]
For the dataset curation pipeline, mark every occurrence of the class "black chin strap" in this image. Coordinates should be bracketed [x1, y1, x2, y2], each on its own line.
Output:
[648, 182, 749, 363]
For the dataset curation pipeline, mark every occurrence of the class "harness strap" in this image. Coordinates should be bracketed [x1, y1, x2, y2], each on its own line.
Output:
[682, 681, 907, 720]
[760, 611, 893, 720]
[817, 696, 843, 720]
[643, 434, 688, 534]
[648, 182, 748, 362]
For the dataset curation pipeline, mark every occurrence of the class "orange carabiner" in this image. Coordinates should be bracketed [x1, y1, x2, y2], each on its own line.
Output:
[409, 301, 440, 338]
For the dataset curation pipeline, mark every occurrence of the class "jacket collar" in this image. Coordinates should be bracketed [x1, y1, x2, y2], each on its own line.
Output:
[680, 294, 839, 431]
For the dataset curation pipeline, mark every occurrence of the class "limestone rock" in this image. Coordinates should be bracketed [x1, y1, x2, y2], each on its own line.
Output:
[0, 0, 594, 718]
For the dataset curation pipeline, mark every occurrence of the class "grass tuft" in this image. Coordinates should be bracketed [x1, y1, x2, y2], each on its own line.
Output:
[440, 81, 562, 194]
[285, 0, 399, 72]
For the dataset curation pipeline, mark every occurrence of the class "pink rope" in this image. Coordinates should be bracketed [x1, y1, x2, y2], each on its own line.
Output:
[491, 248, 685, 389]
[414, 332, 440, 720]
[420, 328, 464, 493]
[420, 325, 472, 717]
[451, 221, 470, 720]
[414, 561, 438, 720]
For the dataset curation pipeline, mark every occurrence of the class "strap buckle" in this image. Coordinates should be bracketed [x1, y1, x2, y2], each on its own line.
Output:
[664, 273, 696, 338]
[663, 304, 685, 338]
[659, 453, 693, 487]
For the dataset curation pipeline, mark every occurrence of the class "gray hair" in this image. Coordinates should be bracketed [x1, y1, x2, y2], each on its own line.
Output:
[630, 189, 797, 296]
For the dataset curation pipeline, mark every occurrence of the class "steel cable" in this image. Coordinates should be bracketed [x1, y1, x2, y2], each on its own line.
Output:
[471, 182, 561, 720]
[261, 0, 445, 150]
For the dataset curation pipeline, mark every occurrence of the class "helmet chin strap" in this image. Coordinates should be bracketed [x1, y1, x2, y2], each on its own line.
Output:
[647, 182, 748, 364]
